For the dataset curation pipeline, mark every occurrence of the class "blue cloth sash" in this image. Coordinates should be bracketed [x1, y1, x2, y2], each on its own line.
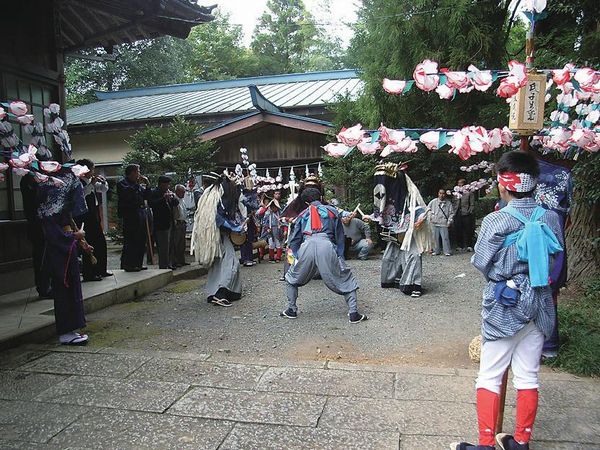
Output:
[501, 206, 563, 287]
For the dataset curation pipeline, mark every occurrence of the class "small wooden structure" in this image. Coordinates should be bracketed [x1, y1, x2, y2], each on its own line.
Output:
[0, 0, 215, 293]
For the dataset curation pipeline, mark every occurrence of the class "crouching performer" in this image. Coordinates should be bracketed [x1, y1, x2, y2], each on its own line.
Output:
[191, 172, 244, 307]
[281, 188, 368, 323]
[452, 151, 563, 450]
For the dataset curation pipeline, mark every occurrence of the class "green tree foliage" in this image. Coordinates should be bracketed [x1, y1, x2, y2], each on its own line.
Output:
[324, 0, 515, 204]
[66, 6, 348, 107]
[250, 0, 346, 75]
[123, 117, 216, 183]
[65, 37, 192, 107]
[185, 14, 253, 81]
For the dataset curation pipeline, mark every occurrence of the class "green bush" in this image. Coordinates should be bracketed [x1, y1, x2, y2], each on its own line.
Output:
[548, 277, 600, 377]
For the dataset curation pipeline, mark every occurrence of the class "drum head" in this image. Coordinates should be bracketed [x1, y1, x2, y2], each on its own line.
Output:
[230, 232, 247, 246]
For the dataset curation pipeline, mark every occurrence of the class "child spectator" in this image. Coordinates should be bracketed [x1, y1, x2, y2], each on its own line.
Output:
[452, 151, 563, 450]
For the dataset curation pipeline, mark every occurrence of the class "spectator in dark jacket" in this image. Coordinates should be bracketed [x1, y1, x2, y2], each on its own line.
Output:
[149, 175, 179, 269]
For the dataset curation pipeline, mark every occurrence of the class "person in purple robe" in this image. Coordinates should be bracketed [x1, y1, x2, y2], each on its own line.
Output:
[37, 169, 89, 345]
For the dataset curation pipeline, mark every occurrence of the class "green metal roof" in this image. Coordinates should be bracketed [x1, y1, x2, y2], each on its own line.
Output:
[67, 70, 362, 127]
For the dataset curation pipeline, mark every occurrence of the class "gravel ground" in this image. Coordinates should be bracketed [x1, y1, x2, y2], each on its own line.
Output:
[88, 250, 486, 368]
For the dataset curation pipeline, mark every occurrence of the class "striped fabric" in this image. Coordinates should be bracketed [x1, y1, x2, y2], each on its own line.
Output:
[471, 198, 564, 341]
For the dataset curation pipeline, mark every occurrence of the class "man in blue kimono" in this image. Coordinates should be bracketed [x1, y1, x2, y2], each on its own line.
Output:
[282, 188, 367, 323]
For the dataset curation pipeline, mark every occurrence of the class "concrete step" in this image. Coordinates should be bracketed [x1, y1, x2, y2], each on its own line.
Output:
[0, 264, 207, 352]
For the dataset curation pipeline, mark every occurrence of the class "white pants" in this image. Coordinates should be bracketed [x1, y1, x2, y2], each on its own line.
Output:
[476, 322, 544, 394]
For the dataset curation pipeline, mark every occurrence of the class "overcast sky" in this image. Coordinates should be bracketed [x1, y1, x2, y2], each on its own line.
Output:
[210, 0, 360, 47]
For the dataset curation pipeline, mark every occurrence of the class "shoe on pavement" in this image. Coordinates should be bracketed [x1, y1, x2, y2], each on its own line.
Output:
[432, 252, 440, 256]
[450, 443, 495, 450]
[445, 253, 452, 256]
[102, 272, 113, 277]
[466, 246, 474, 252]
[83, 275, 103, 282]
[496, 434, 528, 450]
[411, 290, 422, 298]
[280, 308, 297, 319]
[348, 312, 368, 323]
[211, 297, 233, 307]
[279, 276, 286, 282]
[59, 332, 89, 346]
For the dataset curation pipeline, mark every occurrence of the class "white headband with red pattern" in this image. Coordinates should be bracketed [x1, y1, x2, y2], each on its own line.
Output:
[497, 172, 537, 192]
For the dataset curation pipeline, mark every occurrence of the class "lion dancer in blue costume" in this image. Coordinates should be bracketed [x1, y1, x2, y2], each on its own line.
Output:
[281, 187, 368, 323]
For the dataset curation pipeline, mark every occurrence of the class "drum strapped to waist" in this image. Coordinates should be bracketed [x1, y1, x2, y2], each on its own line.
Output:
[229, 231, 247, 246]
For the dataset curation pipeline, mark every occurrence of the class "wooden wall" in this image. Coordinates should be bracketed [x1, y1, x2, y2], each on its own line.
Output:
[0, 1, 61, 286]
[213, 124, 327, 168]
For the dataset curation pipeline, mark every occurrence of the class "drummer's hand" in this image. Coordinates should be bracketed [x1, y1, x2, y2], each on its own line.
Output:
[73, 230, 85, 240]
[415, 218, 425, 229]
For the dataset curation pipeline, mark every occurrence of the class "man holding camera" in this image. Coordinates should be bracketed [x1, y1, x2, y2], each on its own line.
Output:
[75, 158, 111, 281]
[149, 175, 179, 270]
[117, 164, 150, 272]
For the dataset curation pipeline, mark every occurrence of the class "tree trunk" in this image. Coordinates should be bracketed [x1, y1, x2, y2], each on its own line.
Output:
[566, 192, 600, 286]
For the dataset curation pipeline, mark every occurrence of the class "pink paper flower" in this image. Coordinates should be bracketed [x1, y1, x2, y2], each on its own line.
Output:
[0, 107, 5, 120]
[586, 110, 600, 124]
[448, 130, 473, 160]
[500, 127, 513, 146]
[571, 128, 595, 148]
[337, 124, 364, 147]
[13, 167, 30, 177]
[71, 164, 91, 178]
[0, 162, 8, 172]
[16, 114, 34, 125]
[487, 128, 503, 151]
[574, 67, 599, 92]
[382, 78, 406, 94]
[522, 0, 547, 13]
[467, 65, 493, 91]
[508, 60, 527, 86]
[413, 59, 440, 92]
[40, 161, 61, 173]
[552, 63, 574, 85]
[9, 101, 28, 117]
[378, 124, 406, 145]
[419, 131, 440, 150]
[459, 85, 474, 93]
[323, 143, 351, 157]
[435, 84, 454, 100]
[357, 138, 381, 155]
[496, 79, 520, 98]
[441, 69, 469, 89]
[33, 172, 49, 183]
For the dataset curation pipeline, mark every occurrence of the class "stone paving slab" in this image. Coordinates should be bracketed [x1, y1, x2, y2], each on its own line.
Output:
[257, 366, 395, 399]
[34, 376, 189, 413]
[0, 370, 68, 401]
[328, 361, 456, 376]
[0, 346, 49, 370]
[19, 351, 150, 378]
[534, 406, 600, 444]
[0, 399, 87, 443]
[320, 397, 482, 438]
[167, 386, 326, 427]
[128, 358, 266, 390]
[0, 440, 59, 449]
[220, 423, 401, 450]
[538, 380, 600, 410]
[49, 409, 233, 449]
[395, 373, 475, 404]
[210, 354, 328, 369]
[98, 347, 211, 361]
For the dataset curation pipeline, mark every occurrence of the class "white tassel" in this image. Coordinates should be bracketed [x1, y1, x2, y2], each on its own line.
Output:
[190, 184, 224, 267]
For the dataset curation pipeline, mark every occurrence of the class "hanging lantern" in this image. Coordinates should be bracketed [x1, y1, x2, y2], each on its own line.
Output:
[509, 73, 546, 135]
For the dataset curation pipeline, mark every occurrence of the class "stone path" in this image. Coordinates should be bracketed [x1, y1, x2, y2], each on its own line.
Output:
[0, 344, 598, 449]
